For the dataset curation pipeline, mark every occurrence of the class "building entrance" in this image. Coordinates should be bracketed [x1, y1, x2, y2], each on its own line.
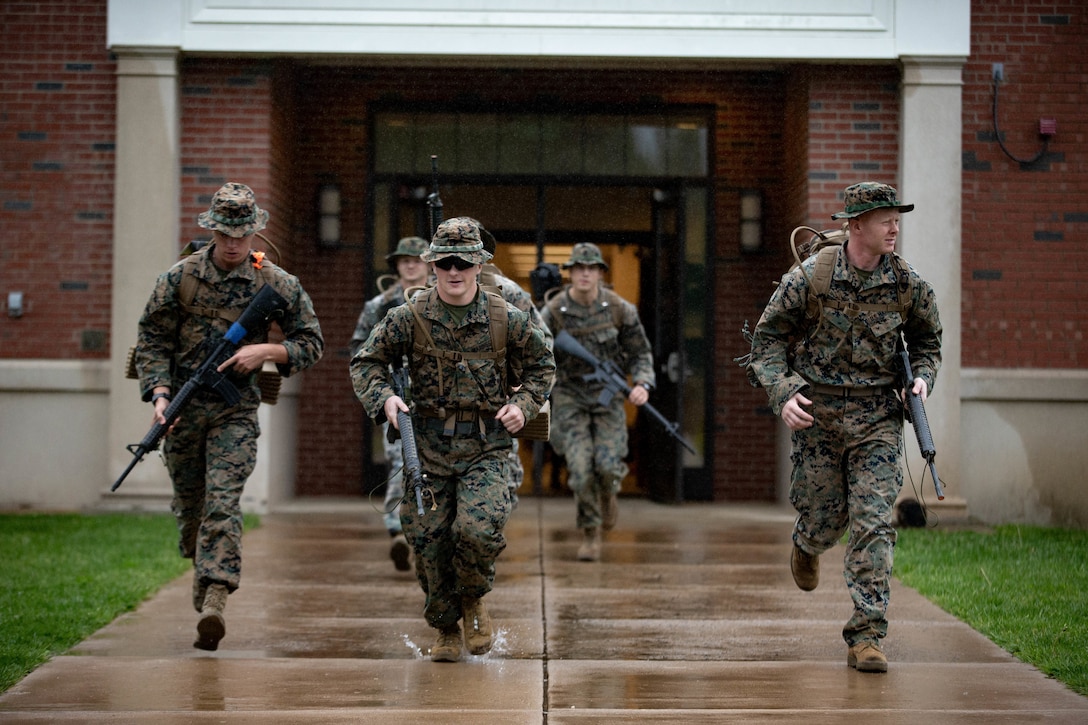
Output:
[366, 109, 712, 501]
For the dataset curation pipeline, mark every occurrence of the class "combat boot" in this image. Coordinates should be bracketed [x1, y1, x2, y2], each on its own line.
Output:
[194, 584, 228, 651]
[790, 543, 819, 591]
[462, 596, 493, 655]
[847, 641, 888, 673]
[577, 527, 601, 562]
[600, 490, 619, 531]
[389, 532, 411, 572]
[431, 624, 462, 662]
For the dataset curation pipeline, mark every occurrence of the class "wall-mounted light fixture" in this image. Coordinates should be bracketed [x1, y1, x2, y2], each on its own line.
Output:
[317, 183, 342, 248]
[739, 189, 763, 252]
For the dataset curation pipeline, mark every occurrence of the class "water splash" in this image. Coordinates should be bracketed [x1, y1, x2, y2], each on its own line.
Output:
[401, 633, 425, 659]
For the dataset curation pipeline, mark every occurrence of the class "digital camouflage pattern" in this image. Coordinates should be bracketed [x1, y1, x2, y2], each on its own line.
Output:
[196, 182, 270, 238]
[561, 241, 609, 271]
[479, 263, 554, 500]
[540, 285, 654, 530]
[749, 243, 941, 648]
[135, 243, 323, 592]
[350, 286, 554, 629]
[831, 182, 915, 220]
[351, 281, 411, 534]
[420, 217, 494, 265]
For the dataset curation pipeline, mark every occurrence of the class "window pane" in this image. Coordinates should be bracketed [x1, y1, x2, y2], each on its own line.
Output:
[458, 113, 499, 173]
[497, 115, 540, 174]
[540, 116, 583, 174]
[583, 115, 626, 176]
[627, 120, 668, 176]
[669, 123, 708, 177]
[374, 114, 415, 174]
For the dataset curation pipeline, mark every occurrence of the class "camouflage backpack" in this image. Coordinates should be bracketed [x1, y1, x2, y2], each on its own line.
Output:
[736, 224, 913, 387]
[542, 285, 625, 336]
[125, 242, 283, 404]
[400, 285, 556, 440]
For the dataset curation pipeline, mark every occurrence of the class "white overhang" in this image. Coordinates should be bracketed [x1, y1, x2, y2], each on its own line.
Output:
[107, 0, 970, 62]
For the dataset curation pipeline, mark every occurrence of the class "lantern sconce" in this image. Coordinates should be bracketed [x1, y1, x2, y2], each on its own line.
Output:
[317, 183, 342, 249]
[739, 189, 763, 252]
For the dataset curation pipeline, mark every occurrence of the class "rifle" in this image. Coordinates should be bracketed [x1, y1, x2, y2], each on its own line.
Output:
[112, 284, 288, 491]
[427, 154, 443, 240]
[553, 329, 696, 455]
[388, 365, 428, 516]
[897, 336, 945, 500]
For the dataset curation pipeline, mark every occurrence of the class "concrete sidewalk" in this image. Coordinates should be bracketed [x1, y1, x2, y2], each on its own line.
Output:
[1, 497, 1085, 723]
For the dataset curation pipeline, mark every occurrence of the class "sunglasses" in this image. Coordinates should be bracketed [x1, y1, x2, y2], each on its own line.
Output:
[433, 256, 475, 271]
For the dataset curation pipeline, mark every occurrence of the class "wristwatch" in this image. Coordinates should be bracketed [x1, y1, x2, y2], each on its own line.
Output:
[151, 392, 171, 404]
[639, 382, 654, 392]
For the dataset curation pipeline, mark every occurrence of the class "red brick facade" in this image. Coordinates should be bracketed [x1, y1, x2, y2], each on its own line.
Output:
[2, 1, 1085, 500]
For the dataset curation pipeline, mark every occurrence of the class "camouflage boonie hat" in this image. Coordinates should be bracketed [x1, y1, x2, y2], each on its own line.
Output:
[562, 242, 609, 271]
[385, 236, 428, 265]
[197, 182, 269, 238]
[831, 182, 914, 220]
[464, 217, 498, 256]
[421, 217, 494, 265]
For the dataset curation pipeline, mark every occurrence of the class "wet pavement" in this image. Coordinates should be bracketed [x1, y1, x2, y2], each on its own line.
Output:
[1, 497, 1086, 723]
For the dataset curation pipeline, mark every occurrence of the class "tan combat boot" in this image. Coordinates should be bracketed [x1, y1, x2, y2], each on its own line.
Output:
[194, 584, 228, 651]
[600, 490, 619, 531]
[431, 624, 463, 662]
[462, 597, 493, 655]
[847, 641, 888, 673]
[790, 543, 819, 591]
[577, 527, 601, 562]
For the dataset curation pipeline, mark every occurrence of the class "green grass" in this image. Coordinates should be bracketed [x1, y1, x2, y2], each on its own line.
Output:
[0, 512, 257, 693]
[896, 524, 1088, 696]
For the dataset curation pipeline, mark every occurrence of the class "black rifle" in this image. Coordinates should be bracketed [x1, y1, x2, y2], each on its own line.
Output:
[112, 284, 288, 491]
[898, 336, 945, 500]
[427, 154, 443, 240]
[388, 365, 427, 516]
[553, 329, 696, 455]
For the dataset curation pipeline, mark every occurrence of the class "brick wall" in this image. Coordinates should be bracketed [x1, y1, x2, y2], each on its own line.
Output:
[0, 1, 115, 358]
[4, 0, 1085, 501]
[962, 1, 1087, 368]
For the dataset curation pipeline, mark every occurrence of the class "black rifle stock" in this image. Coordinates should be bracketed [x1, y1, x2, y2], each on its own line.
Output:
[112, 284, 288, 491]
[553, 329, 696, 455]
[427, 154, 443, 240]
[898, 337, 945, 500]
[388, 366, 427, 516]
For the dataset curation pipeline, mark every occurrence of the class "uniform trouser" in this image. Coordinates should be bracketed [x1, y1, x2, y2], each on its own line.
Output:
[163, 395, 259, 593]
[401, 426, 513, 630]
[551, 387, 630, 530]
[788, 392, 903, 647]
[385, 427, 522, 532]
[381, 421, 405, 534]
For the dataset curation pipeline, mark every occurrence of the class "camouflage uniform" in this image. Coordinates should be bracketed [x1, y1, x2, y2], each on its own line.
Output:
[539, 246, 655, 531]
[748, 182, 941, 651]
[479, 261, 554, 503]
[350, 236, 430, 536]
[135, 243, 323, 593]
[350, 219, 554, 632]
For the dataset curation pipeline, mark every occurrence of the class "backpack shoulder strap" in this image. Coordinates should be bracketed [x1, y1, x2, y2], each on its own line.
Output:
[178, 251, 276, 323]
[486, 290, 508, 355]
[600, 287, 626, 329]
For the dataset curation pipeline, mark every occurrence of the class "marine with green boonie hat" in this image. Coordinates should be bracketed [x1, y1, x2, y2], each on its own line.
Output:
[747, 179, 941, 674]
[421, 217, 494, 266]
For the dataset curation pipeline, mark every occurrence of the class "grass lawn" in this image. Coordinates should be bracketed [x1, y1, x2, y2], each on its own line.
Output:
[0, 512, 256, 694]
[896, 524, 1088, 697]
